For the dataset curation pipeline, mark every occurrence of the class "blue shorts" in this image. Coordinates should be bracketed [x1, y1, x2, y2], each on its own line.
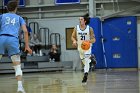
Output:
[0, 35, 20, 56]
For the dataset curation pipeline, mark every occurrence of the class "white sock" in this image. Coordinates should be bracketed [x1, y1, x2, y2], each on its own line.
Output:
[18, 81, 23, 87]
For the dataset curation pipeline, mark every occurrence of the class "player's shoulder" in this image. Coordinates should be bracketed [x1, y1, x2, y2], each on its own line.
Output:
[3, 13, 20, 17]
[0, 14, 2, 18]
[2, 13, 8, 16]
[75, 25, 80, 30]
[13, 14, 24, 20]
[86, 25, 91, 28]
[13, 13, 21, 18]
[75, 25, 79, 28]
[89, 26, 93, 30]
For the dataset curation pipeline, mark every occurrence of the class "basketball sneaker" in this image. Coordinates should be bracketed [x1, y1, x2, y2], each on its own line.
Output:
[17, 86, 26, 93]
[82, 72, 88, 83]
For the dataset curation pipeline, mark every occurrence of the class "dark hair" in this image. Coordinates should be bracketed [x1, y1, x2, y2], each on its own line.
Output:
[82, 13, 90, 25]
[7, 1, 18, 12]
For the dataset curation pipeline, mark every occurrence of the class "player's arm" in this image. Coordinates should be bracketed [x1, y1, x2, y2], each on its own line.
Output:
[20, 17, 32, 54]
[22, 25, 29, 47]
[21, 25, 32, 53]
[89, 27, 96, 43]
[71, 27, 77, 47]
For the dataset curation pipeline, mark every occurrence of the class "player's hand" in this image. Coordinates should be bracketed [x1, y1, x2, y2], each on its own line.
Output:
[24, 46, 32, 54]
[72, 41, 77, 48]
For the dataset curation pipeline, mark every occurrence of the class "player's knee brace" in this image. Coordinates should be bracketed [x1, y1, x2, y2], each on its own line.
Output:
[11, 54, 20, 62]
[13, 65, 23, 76]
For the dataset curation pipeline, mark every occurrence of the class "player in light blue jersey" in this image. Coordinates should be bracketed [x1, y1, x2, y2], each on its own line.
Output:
[0, 1, 32, 93]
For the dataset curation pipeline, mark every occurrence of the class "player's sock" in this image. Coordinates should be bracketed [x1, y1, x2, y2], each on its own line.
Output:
[17, 81, 26, 93]
[82, 72, 88, 83]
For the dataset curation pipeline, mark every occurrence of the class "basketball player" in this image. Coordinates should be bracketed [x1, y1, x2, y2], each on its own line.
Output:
[71, 13, 96, 83]
[0, 1, 32, 93]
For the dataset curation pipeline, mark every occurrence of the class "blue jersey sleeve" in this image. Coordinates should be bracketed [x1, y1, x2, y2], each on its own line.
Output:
[0, 15, 2, 20]
[26, 26, 32, 33]
[19, 16, 26, 26]
[0, 15, 2, 29]
[0, 15, 2, 23]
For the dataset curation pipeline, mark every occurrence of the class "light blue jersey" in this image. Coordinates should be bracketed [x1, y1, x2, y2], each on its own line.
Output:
[0, 13, 25, 38]
[0, 13, 26, 56]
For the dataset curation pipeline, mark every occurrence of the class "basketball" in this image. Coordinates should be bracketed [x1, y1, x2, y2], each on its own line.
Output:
[81, 41, 90, 50]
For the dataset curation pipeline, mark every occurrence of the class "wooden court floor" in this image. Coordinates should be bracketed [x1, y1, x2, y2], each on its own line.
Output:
[0, 70, 139, 93]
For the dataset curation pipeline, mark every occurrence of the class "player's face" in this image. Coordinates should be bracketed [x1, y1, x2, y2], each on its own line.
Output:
[79, 17, 86, 25]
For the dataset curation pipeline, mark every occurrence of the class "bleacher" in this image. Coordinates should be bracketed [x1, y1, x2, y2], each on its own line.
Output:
[0, 56, 73, 73]
[0, 21, 73, 74]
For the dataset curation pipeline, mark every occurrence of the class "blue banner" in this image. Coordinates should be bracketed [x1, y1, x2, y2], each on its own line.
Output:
[55, 0, 80, 4]
[3, 0, 25, 6]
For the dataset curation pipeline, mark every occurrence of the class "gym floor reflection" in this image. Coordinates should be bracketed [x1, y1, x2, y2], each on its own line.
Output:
[0, 70, 139, 93]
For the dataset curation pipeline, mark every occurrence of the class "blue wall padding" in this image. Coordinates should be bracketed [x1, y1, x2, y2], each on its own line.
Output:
[102, 16, 138, 68]
[89, 18, 105, 68]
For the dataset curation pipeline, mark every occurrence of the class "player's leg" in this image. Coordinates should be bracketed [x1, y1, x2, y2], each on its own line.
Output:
[82, 47, 92, 83]
[7, 37, 25, 93]
[82, 55, 91, 83]
[78, 47, 91, 83]
[90, 54, 97, 71]
[11, 55, 25, 93]
[78, 49, 88, 83]
[79, 49, 84, 71]
[0, 36, 5, 61]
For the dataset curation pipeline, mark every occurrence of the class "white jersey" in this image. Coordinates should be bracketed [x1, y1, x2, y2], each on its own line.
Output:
[76, 25, 91, 49]
[76, 25, 92, 63]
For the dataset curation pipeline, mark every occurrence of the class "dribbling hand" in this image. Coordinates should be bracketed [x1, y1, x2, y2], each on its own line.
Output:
[72, 41, 77, 48]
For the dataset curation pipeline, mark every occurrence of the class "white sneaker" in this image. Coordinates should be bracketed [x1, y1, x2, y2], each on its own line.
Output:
[17, 87, 26, 93]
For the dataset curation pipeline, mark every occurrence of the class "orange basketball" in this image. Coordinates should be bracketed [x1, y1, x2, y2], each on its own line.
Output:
[81, 41, 90, 50]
